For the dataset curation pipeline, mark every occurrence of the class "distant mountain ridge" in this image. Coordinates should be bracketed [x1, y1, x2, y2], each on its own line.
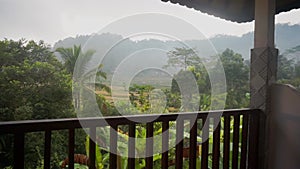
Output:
[53, 23, 300, 74]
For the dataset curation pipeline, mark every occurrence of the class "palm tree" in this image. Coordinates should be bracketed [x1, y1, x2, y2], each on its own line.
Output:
[56, 45, 110, 110]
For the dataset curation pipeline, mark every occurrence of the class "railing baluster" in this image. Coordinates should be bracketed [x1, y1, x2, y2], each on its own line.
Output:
[14, 132, 24, 169]
[0, 109, 260, 169]
[201, 116, 209, 169]
[89, 127, 96, 169]
[110, 124, 118, 169]
[248, 111, 260, 169]
[223, 115, 231, 169]
[175, 119, 184, 169]
[146, 123, 153, 169]
[68, 129, 75, 169]
[240, 114, 249, 169]
[189, 119, 197, 169]
[213, 118, 220, 169]
[161, 121, 169, 169]
[44, 130, 51, 169]
[232, 115, 240, 169]
[128, 124, 136, 169]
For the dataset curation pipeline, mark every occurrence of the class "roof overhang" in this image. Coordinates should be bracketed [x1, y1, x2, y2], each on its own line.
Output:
[162, 0, 300, 23]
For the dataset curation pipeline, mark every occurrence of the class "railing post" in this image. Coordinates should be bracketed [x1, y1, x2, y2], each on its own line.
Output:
[175, 119, 184, 169]
[128, 124, 136, 169]
[44, 130, 52, 169]
[14, 132, 25, 169]
[212, 117, 220, 169]
[189, 119, 197, 169]
[223, 115, 230, 169]
[161, 121, 169, 169]
[110, 124, 117, 169]
[248, 110, 260, 169]
[201, 116, 209, 169]
[240, 114, 249, 169]
[68, 128, 75, 169]
[232, 115, 240, 169]
[146, 123, 154, 169]
[89, 127, 96, 169]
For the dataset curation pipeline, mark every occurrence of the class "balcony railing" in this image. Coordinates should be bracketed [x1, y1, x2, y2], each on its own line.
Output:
[0, 109, 260, 169]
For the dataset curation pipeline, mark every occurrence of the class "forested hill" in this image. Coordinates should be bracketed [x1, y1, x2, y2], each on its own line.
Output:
[53, 23, 300, 74]
[54, 23, 300, 58]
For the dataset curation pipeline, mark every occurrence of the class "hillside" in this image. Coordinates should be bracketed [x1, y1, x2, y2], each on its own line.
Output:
[53, 23, 300, 75]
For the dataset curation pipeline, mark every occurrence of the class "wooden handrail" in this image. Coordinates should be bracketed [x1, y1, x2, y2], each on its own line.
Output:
[0, 108, 261, 169]
[0, 108, 256, 133]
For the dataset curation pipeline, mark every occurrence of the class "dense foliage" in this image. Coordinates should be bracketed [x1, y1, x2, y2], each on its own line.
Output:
[0, 39, 74, 121]
[277, 45, 300, 88]
[1, 38, 299, 168]
[166, 47, 250, 110]
[0, 39, 77, 168]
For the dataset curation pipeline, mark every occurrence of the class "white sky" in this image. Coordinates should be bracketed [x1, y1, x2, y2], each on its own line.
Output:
[0, 0, 299, 45]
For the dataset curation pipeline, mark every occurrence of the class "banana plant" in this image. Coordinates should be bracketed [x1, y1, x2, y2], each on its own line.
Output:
[85, 136, 107, 169]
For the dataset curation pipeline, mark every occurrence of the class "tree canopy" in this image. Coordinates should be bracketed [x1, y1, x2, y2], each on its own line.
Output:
[166, 47, 250, 110]
[0, 39, 77, 169]
[164, 47, 201, 70]
[0, 39, 74, 121]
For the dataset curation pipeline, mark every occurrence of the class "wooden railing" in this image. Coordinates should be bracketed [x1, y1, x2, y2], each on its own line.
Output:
[0, 109, 260, 169]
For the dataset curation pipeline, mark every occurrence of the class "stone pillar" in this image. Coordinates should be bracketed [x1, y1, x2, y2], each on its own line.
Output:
[250, 47, 278, 169]
[250, 48, 278, 110]
[250, 0, 278, 168]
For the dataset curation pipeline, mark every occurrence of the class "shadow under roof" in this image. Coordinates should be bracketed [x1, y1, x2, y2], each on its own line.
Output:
[162, 0, 300, 23]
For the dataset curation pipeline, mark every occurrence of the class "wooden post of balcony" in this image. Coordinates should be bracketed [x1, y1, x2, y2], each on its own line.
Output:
[250, 0, 278, 168]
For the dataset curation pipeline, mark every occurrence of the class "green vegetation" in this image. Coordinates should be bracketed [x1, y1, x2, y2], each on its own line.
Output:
[0, 39, 75, 168]
[164, 47, 201, 71]
[56, 45, 110, 109]
[277, 45, 300, 88]
[219, 49, 250, 108]
[0, 39, 74, 121]
[165, 47, 250, 110]
[1, 38, 299, 168]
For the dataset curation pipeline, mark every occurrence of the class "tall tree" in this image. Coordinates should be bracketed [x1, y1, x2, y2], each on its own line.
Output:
[0, 39, 74, 168]
[165, 47, 210, 111]
[277, 54, 295, 80]
[56, 45, 110, 113]
[0, 39, 74, 121]
[277, 45, 300, 89]
[218, 49, 249, 108]
[164, 47, 201, 70]
[167, 48, 250, 110]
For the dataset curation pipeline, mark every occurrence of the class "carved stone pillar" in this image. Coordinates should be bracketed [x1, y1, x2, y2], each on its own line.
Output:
[250, 47, 278, 110]
[251, 0, 277, 168]
[250, 47, 278, 169]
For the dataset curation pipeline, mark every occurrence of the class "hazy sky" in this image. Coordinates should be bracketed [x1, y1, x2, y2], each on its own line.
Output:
[0, 0, 299, 45]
